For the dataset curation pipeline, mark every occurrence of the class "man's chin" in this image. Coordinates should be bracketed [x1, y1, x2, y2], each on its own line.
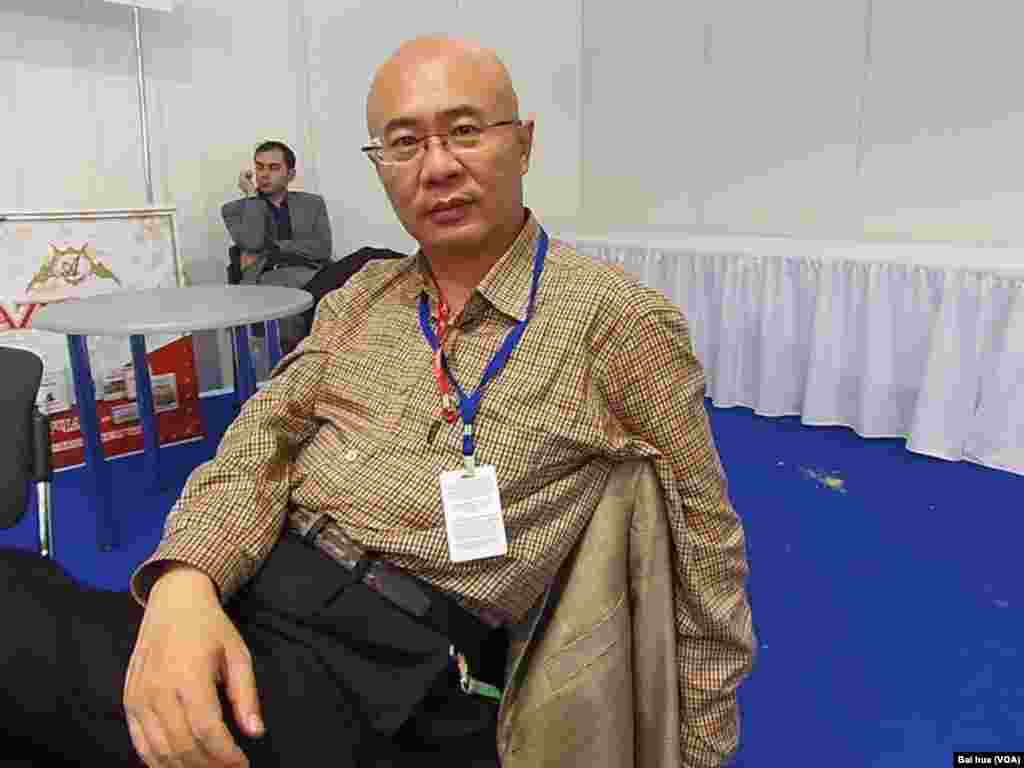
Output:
[417, 221, 485, 252]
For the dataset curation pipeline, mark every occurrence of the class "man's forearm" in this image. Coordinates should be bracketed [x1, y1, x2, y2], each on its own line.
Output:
[129, 334, 332, 607]
[273, 238, 331, 264]
[222, 198, 271, 253]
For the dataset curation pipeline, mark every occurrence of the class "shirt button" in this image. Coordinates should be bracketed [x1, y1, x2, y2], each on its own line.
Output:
[344, 448, 359, 462]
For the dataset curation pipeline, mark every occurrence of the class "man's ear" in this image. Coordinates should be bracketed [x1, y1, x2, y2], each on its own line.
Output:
[519, 115, 536, 175]
[287, 167, 297, 184]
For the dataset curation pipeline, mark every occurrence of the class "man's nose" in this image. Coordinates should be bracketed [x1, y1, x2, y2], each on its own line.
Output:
[420, 137, 463, 182]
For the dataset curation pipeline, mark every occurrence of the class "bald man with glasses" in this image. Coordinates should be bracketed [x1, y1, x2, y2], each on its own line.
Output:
[0, 36, 754, 768]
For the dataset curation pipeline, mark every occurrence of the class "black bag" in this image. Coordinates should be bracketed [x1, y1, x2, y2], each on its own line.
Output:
[299, 246, 407, 333]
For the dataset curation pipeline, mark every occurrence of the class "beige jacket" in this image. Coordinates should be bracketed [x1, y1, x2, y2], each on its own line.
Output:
[497, 460, 681, 768]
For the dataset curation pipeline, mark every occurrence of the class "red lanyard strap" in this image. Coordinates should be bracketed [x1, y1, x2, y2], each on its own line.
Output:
[431, 300, 457, 423]
[418, 228, 549, 465]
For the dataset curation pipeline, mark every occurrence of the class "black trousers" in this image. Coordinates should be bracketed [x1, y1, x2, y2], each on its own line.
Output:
[0, 536, 504, 766]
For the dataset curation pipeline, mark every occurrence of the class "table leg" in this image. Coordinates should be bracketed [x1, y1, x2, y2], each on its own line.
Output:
[265, 319, 283, 369]
[67, 334, 117, 551]
[129, 334, 162, 492]
[232, 325, 257, 404]
[228, 328, 241, 411]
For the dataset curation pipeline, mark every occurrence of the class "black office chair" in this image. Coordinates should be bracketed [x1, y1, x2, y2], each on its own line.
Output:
[0, 346, 54, 557]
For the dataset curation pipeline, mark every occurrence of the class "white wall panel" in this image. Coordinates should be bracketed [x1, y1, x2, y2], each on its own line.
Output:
[857, 0, 1024, 245]
[579, 1, 706, 234]
[0, 1, 146, 211]
[697, 0, 864, 238]
[447, 0, 582, 231]
[304, 0, 459, 256]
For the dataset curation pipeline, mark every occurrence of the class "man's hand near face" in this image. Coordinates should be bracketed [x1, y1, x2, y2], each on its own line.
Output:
[233, 170, 267, 270]
[238, 169, 256, 198]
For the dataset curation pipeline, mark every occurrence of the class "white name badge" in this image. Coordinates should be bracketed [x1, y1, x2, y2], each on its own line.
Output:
[439, 465, 508, 562]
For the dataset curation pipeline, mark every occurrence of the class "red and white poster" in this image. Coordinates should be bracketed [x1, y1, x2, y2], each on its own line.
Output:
[0, 208, 205, 471]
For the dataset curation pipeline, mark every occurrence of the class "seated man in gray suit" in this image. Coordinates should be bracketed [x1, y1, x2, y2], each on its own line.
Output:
[222, 140, 333, 350]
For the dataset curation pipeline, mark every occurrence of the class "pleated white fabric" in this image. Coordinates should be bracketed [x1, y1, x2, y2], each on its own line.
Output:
[572, 234, 1024, 476]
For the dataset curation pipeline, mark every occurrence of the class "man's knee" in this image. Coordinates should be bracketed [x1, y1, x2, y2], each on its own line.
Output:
[0, 547, 74, 601]
[0, 547, 69, 639]
[0, 548, 65, 718]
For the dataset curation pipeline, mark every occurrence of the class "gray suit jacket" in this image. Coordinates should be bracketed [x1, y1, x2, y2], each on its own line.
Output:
[221, 190, 333, 266]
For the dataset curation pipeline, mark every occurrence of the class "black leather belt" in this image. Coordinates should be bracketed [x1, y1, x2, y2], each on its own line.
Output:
[287, 509, 503, 646]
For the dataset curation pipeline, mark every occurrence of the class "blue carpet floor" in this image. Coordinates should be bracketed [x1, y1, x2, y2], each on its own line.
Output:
[2, 393, 1021, 766]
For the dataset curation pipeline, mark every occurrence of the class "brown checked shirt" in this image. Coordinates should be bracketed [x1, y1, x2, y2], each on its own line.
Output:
[132, 213, 756, 766]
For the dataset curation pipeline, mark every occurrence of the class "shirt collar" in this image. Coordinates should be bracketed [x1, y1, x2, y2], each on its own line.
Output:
[414, 210, 540, 323]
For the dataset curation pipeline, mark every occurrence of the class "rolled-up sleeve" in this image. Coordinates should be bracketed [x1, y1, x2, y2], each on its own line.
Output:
[129, 301, 338, 605]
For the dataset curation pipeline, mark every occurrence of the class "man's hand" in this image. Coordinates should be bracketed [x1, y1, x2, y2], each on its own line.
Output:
[124, 564, 264, 767]
[239, 252, 260, 270]
[238, 170, 256, 198]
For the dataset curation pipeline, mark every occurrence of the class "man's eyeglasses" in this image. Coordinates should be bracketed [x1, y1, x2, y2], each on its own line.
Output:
[362, 120, 522, 165]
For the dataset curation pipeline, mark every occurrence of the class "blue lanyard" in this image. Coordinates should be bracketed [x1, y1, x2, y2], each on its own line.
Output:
[418, 228, 549, 472]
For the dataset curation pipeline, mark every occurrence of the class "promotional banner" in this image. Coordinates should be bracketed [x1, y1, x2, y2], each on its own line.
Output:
[0, 208, 204, 471]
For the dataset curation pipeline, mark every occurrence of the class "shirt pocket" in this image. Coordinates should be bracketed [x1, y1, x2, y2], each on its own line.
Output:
[316, 321, 423, 429]
[461, 408, 598, 495]
[492, 316, 590, 418]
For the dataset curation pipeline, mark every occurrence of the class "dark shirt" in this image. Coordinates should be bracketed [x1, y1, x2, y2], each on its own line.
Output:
[260, 192, 293, 243]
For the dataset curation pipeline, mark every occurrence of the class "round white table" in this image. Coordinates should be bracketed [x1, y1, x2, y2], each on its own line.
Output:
[32, 285, 313, 551]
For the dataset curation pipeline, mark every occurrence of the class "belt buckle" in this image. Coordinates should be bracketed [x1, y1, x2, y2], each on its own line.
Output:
[302, 515, 331, 544]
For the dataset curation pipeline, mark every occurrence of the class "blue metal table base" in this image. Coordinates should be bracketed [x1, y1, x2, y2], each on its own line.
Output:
[64, 322, 277, 551]
[231, 319, 283, 410]
[129, 334, 162, 493]
[265, 319, 283, 369]
[232, 324, 257, 406]
[67, 335, 117, 551]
